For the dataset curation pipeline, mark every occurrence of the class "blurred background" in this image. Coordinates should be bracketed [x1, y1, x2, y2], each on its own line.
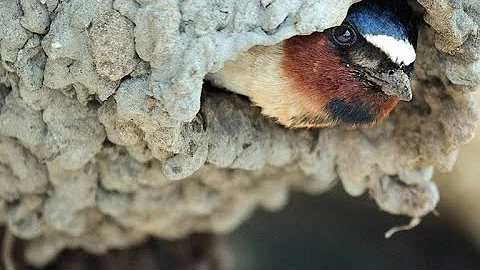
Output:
[24, 184, 480, 270]
[7, 92, 480, 270]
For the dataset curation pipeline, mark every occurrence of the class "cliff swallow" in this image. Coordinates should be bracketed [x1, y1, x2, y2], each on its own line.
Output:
[208, 1, 418, 128]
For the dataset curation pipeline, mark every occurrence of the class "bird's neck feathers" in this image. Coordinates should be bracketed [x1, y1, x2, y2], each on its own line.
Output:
[208, 44, 322, 127]
[207, 45, 288, 97]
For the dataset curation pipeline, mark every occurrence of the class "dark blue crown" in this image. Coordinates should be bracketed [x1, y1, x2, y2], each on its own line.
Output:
[346, 2, 410, 42]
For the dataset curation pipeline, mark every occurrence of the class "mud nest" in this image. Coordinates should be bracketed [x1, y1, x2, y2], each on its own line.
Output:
[0, 0, 479, 266]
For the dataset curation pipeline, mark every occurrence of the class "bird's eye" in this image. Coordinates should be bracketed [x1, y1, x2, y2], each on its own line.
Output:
[331, 24, 357, 46]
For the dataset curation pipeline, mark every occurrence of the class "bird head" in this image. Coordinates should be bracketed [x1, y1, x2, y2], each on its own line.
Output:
[209, 1, 418, 128]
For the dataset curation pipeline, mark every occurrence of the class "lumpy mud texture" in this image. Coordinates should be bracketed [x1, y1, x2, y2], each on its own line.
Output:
[0, 0, 478, 266]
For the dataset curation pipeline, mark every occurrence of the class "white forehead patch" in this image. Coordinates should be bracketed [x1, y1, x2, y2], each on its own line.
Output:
[364, 34, 416, 66]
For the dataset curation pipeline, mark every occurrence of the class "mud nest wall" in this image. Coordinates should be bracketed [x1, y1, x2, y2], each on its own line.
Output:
[0, 0, 479, 266]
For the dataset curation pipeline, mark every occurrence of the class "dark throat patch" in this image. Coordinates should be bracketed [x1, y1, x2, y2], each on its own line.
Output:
[325, 98, 375, 125]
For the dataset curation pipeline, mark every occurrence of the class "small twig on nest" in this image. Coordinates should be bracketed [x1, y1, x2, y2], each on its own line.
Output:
[385, 217, 421, 238]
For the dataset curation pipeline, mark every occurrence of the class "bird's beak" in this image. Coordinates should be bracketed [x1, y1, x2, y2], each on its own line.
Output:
[366, 70, 413, 101]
